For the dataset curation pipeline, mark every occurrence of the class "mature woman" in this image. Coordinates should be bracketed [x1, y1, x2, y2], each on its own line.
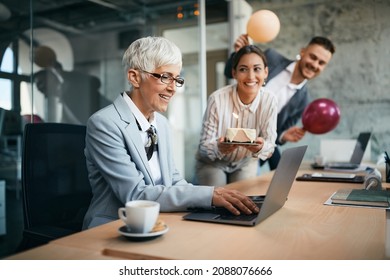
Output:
[82, 37, 259, 229]
[195, 45, 278, 186]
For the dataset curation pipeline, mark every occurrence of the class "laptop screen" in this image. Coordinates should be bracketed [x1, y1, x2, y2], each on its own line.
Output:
[350, 132, 371, 164]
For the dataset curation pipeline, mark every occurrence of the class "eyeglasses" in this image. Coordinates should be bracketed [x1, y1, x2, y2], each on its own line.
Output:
[140, 69, 185, 87]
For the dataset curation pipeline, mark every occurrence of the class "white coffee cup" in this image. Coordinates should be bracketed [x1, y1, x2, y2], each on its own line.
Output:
[118, 200, 160, 233]
[314, 154, 326, 166]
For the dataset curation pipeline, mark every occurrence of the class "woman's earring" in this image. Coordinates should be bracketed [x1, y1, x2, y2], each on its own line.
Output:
[296, 54, 301, 61]
[263, 80, 267, 86]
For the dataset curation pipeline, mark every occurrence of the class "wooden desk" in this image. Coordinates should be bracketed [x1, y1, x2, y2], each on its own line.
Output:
[4, 243, 118, 260]
[6, 170, 388, 260]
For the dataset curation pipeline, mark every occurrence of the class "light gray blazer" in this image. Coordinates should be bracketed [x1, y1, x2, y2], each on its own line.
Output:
[82, 93, 213, 229]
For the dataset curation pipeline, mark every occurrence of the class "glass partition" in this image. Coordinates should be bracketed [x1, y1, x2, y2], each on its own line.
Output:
[0, 0, 230, 182]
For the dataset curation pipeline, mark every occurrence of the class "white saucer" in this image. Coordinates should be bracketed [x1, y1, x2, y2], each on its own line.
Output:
[118, 225, 169, 241]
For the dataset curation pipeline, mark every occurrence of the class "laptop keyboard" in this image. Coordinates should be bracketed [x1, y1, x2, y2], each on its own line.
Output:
[187, 196, 264, 222]
[214, 201, 263, 221]
[219, 212, 259, 221]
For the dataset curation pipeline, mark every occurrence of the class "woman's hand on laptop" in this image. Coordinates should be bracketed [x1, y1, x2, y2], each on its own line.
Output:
[212, 187, 260, 215]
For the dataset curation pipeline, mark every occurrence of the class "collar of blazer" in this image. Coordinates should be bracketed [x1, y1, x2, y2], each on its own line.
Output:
[113, 94, 172, 185]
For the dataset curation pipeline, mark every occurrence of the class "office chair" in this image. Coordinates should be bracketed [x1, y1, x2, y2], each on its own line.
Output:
[18, 123, 92, 251]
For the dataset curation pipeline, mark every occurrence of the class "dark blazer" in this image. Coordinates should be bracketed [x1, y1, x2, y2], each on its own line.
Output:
[224, 48, 310, 169]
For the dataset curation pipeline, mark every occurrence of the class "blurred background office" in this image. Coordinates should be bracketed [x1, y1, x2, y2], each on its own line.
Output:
[0, 0, 390, 258]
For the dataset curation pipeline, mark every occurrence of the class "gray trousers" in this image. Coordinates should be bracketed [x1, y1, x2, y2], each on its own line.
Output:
[195, 158, 258, 187]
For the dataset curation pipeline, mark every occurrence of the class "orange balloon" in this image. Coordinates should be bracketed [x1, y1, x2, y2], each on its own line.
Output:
[247, 10, 280, 43]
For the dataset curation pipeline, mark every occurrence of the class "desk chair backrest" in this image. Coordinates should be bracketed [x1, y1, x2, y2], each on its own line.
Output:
[20, 123, 92, 250]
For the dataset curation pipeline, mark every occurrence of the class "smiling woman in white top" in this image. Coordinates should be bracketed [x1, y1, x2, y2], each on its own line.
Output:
[195, 45, 278, 186]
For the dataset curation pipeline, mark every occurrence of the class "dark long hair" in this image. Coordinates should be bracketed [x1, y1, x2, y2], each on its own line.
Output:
[232, 45, 268, 71]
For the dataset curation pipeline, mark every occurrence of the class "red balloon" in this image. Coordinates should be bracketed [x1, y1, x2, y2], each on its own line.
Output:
[302, 98, 341, 134]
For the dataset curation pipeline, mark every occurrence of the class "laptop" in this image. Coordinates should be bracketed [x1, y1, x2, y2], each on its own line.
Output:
[183, 145, 307, 226]
[320, 132, 371, 170]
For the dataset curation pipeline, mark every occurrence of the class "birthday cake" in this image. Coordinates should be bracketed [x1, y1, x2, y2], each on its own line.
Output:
[225, 128, 256, 143]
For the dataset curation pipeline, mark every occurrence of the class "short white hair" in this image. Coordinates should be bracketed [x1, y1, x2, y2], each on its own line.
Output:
[122, 36, 182, 73]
